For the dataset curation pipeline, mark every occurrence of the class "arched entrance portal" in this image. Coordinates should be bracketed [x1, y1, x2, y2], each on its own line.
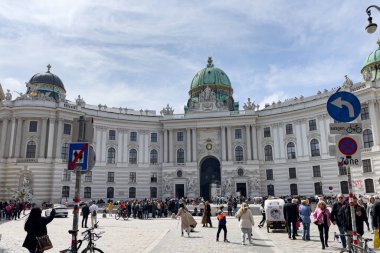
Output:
[200, 156, 221, 200]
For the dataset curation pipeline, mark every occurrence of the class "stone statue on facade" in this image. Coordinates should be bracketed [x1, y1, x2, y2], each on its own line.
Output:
[160, 104, 174, 115]
[5, 89, 12, 100]
[243, 98, 256, 110]
[76, 95, 86, 106]
[363, 68, 372, 82]
[187, 177, 196, 192]
[342, 75, 353, 88]
[199, 87, 216, 102]
[163, 175, 172, 193]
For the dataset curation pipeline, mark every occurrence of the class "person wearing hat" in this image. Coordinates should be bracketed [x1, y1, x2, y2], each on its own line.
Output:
[236, 202, 254, 245]
[216, 205, 229, 242]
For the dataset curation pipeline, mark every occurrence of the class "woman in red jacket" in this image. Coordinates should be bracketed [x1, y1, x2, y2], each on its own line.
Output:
[313, 201, 332, 250]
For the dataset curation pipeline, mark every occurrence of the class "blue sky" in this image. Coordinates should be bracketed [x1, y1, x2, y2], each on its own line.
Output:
[0, 0, 378, 114]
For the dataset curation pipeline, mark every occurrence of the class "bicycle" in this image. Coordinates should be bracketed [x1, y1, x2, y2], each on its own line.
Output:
[60, 223, 105, 253]
[346, 124, 362, 134]
[334, 232, 375, 253]
[115, 208, 129, 220]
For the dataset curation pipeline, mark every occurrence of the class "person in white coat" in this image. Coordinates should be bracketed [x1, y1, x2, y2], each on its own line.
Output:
[236, 202, 255, 245]
[89, 202, 99, 228]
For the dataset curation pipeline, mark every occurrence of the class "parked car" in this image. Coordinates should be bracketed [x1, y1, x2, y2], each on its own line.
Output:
[45, 204, 68, 218]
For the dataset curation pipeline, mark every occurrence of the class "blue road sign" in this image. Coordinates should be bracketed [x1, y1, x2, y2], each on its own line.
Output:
[327, 91, 361, 122]
[68, 143, 89, 171]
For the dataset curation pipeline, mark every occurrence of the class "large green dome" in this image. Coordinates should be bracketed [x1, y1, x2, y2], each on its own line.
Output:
[361, 40, 380, 81]
[190, 57, 231, 90]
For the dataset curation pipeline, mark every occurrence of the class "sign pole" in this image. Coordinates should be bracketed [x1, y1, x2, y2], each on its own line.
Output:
[71, 116, 86, 253]
[347, 165, 358, 246]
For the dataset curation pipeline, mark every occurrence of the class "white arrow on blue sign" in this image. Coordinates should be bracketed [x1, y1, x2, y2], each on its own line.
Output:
[327, 91, 361, 122]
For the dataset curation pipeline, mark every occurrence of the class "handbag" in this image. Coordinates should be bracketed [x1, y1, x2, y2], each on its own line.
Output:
[36, 234, 53, 251]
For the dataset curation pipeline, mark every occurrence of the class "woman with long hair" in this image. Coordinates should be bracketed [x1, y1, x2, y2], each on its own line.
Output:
[176, 203, 197, 237]
[22, 207, 55, 253]
[313, 201, 331, 250]
[236, 202, 254, 245]
[367, 196, 375, 233]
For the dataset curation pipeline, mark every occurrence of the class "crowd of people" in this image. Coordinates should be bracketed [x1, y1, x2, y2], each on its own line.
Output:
[0, 200, 29, 221]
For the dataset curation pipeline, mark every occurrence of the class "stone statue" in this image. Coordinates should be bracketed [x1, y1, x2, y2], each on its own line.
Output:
[342, 75, 353, 88]
[5, 89, 12, 100]
[76, 95, 86, 106]
[243, 98, 256, 110]
[363, 68, 372, 81]
[163, 175, 171, 192]
[160, 104, 174, 115]
[187, 177, 196, 192]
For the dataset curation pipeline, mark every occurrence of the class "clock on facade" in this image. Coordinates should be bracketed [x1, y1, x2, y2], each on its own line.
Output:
[206, 143, 212, 150]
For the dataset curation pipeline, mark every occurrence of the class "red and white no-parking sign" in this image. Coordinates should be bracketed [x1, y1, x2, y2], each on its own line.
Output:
[335, 135, 362, 167]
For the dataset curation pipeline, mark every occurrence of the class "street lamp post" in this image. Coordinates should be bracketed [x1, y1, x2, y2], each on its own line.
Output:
[365, 5, 380, 33]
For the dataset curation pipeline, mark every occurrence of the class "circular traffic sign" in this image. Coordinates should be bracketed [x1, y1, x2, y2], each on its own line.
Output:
[338, 137, 358, 156]
[327, 91, 361, 122]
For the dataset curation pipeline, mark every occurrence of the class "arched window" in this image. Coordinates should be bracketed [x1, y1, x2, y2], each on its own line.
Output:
[150, 149, 158, 164]
[235, 146, 244, 161]
[150, 187, 157, 198]
[314, 182, 323, 195]
[287, 142, 296, 159]
[62, 186, 70, 198]
[107, 147, 116, 164]
[107, 187, 114, 199]
[26, 141, 36, 158]
[365, 179, 375, 193]
[310, 139, 320, 157]
[340, 181, 349, 194]
[61, 143, 69, 161]
[363, 129, 374, 148]
[264, 145, 273, 161]
[129, 187, 136, 198]
[290, 184, 298, 195]
[129, 149, 137, 164]
[84, 187, 91, 199]
[177, 148, 184, 164]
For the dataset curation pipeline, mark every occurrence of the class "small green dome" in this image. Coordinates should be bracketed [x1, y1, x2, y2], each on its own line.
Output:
[190, 57, 231, 90]
[362, 41, 380, 71]
[361, 40, 380, 81]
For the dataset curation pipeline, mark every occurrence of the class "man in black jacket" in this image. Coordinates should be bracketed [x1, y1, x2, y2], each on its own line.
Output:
[330, 194, 347, 250]
[283, 198, 298, 240]
[372, 199, 380, 235]
[81, 203, 90, 228]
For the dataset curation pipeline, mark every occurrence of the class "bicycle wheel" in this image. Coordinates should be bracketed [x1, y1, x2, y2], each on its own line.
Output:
[115, 213, 120, 220]
[81, 247, 104, 253]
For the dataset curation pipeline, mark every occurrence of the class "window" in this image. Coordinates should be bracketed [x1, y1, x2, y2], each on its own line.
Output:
[129, 172, 136, 183]
[266, 169, 273, 180]
[62, 186, 70, 198]
[267, 184, 275, 196]
[286, 124, 293, 135]
[151, 172, 157, 183]
[289, 168, 297, 179]
[109, 130, 116, 140]
[63, 169, 71, 181]
[363, 159, 372, 173]
[26, 141, 36, 158]
[365, 179, 375, 193]
[29, 121, 37, 132]
[107, 147, 116, 164]
[314, 182, 323, 195]
[84, 187, 91, 199]
[310, 139, 320, 157]
[361, 106, 370, 120]
[235, 146, 244, 161]
[264, 145, 273, 161]
[129, 187, 136, 198]
[107, 172, 114, 183]
[264, 127, 271, 138]
[63, 124, 71, 135]
[177, 148, 184, 163]
[129, 149, 137, 164]
[130, 131, 137, 142]
[150, 149, 158, 164]
[339, 167, 347, 176]
[290, 184, 298, 195]
[151, 132, 157, 142]
[235, 129, 242, 139]
[84, 171, 92, 182]
[309, 119, 317, 131]
[313, 165, 321, 177]
[61, 143, 69, 161]
[287, 142, 296, 159]
[340, 181, 349, 194]
[177, 131, 184, 142]
[363, 129, 374, 148]
[150, 187, 157, 198]
[107, 187, 114, 199]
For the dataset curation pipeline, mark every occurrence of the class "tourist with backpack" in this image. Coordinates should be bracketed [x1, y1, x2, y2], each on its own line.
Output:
[89, 202, 98, 228]
[331, 194, 348, 252]
[216, 205, 229, 243]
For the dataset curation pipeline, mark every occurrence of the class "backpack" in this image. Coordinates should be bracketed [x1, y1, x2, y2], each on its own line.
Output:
[92, 209, 97, 216]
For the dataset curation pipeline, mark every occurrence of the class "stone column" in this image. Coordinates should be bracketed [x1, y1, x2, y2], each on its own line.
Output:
[39, 118, 48, 158]
[278, 123, 285, 159]
[95, 127, 102, 162]
[227, 126, 232, 161]
[251, 124, 258, 160]
[369, 100, 380, 146]
[245, 125, 252, 160]
[159, 130, 164, 163]
[221, 126, 226, 161]
[295, 120, 303, 157]
[47, 118, 56, 158]
[301, 120, 309, 157]
[101, 128, 107, 162]
[273, 124, 280, 160]
[8, 117, 16, 157]
[169, 129, 173, 163]
[117, 129, 123, 163]
[186, 128, 191, 163]
[14, 118, 23, 158]
[0, 118, 9, 158]
[55, 119, 64, 158]
[163, 129, 168, 163]
[144, 130, 149, 164]
[138, 130, 144, 164]
[123, 129, 129, 163]
[318, 115, 327, 154]
[192, 128, 197, 162]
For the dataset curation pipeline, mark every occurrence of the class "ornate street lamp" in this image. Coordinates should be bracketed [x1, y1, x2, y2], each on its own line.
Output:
[365, 5, 380, 33]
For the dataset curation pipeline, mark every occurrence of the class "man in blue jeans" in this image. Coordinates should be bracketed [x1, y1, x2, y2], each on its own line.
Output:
[330, 194, 347, 252]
